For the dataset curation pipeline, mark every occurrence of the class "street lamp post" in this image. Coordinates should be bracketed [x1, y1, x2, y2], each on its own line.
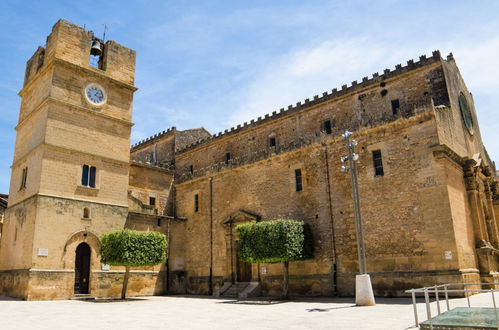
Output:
[341, 130, 375, 306]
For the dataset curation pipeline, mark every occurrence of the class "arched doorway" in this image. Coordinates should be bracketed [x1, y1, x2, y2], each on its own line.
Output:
[74, 242, 91, 294]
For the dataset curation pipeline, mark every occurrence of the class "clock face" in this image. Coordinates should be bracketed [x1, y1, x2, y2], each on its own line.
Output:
[85, 84, 106, 106]
[458, 93, 473, 134]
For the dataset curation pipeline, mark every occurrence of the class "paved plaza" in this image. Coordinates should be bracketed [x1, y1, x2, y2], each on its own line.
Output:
[0, 293, 495, 329]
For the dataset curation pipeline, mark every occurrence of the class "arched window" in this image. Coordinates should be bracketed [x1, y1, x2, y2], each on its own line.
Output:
[83, 207, 90, 219]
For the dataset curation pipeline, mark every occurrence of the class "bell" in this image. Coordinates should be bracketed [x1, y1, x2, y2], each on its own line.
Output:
[90, 40, 102, 56]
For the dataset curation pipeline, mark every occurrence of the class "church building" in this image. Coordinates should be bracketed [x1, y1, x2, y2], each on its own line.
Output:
[0, 19, 497, 300]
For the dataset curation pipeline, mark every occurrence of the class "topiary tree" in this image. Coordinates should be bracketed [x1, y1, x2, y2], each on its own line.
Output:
[100, 229, 167, 299]
[236, 219, 313, 298]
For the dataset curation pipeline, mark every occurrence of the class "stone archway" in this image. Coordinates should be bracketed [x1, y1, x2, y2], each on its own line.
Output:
[221, 209, 261, 284]
[62, 230, 102, 296]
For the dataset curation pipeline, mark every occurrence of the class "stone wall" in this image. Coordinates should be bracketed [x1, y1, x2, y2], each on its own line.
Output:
[174, 56, 446, 182]
[172, 110, 477, 296]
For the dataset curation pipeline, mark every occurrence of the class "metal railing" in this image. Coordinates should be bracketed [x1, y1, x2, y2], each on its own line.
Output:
[405, 282, 499, 329]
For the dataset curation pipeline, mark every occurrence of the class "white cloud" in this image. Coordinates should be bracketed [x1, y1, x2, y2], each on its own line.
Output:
[225, 35, 499, 162]
[226, 38, 420, 126]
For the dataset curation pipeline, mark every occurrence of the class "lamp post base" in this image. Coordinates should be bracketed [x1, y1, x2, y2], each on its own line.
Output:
[355, 274, 376, 306]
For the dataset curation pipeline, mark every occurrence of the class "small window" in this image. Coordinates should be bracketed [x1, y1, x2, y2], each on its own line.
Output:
[391, 99, 400, 115]
[82, 165, 96, 187]
[269, 137, 277, 148]
[225, 152, 232, 165]
[194, 194, 199, 212]
[19, 167, 28, 190]
[323, 120, 332, 134]
[149, 197, 156, 207]
[189, 165, 194, 174]
[372, 150, 384, 176]
[295, 169, 303, 192]
[83, 207, 90, 219]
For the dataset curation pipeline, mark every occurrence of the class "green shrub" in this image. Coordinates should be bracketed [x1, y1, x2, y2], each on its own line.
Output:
[100, 229, 167, 298]
[236, 219, 313, 298]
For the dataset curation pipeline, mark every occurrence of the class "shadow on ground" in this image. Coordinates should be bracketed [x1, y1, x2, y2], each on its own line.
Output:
[84, 298, 148, 303]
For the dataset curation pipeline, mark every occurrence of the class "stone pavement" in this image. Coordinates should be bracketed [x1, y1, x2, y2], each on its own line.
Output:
[0, 293, 495, 329]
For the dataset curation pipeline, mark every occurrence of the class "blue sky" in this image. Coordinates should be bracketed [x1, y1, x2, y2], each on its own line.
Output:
[0, 1, 498, 193]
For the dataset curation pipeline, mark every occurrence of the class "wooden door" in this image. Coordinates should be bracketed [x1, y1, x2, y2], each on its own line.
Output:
[236, 247, 252, 282]
[74, 243, 91, 294]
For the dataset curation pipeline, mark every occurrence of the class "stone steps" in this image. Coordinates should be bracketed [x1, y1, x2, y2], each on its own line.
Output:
[71, 294, 95, 301]
[220, 283, 250, 297]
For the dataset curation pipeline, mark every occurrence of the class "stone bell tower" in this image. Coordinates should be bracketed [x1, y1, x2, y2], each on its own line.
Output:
[0, 19, 136, 300]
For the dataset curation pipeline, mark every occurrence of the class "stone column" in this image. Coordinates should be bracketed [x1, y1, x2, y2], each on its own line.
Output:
[464, 160, 489, 245]
[483, 172, 499, 247]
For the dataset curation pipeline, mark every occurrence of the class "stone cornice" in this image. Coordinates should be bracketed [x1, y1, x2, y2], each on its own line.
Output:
[11, 142, 130, 169]
[15, 96, 134, 131]
[130, 160, 174, 174]
[19, 57, 137, 98]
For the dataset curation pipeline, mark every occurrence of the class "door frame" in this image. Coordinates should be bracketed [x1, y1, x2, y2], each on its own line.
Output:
[222, 209, 261, 284]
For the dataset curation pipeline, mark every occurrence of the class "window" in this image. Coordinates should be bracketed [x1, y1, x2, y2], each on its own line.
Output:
[372, 150, 384, 176]
[189, 165, 194, 174]
[391, 99, 400, 115]
[225, 152, 232, 165]
[19, 167, 28, 190]
[149, 197, 156, 207]
[83, 207, 90, 219]
[323, 120, 332, 134]
[295, 169, 303, 192]
[82, 165, 96, 188]
[269, 137, 276, 148]
[194, 194, 199, 212]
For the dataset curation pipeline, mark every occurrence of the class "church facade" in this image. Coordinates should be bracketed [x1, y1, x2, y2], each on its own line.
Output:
[0, 19, 497, 300]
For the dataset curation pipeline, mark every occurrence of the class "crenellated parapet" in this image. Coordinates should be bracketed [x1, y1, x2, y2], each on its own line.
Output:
[130, 126, 176, 150]
[175, 51, 445, 154]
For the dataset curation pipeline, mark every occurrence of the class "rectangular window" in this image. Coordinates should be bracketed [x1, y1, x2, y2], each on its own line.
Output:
[19, 167, 28, 190]
[89, 166, 96, 188]
[149, 197, 156, 207]
[391, 99, 400, 115]
[225, 152, 231, 165]
[372, 150, 384, 176]
[82, 165, 96, 187]
[269, 137, 276, 148]
[295, 169, 303, 192]
[323, 120, 332, 134]
[194, 194, 199, 212]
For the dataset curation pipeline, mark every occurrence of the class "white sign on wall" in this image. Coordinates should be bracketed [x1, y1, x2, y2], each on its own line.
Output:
[38, 248, 49, 257]
[261, 266, 267, 275]
[444, 251, 453, 260]
[101, 264, 110, 271]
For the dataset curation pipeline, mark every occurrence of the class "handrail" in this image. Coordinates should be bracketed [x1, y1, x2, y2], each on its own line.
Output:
[405, 282, 499, 329]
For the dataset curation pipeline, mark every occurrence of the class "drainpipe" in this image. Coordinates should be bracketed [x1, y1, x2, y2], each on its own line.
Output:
[209, 177, 214, 295]
[324, 144, 338, 295]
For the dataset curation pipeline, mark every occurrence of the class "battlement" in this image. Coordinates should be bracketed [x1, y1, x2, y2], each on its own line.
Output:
[175, 50, 445, 154]
[176, 108, 436, 183]
[23, 19, 136, 87]
[130, 126, 177, 150]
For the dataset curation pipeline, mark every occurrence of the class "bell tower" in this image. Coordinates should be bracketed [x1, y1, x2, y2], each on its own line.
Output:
[0, 20, 136, 300]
